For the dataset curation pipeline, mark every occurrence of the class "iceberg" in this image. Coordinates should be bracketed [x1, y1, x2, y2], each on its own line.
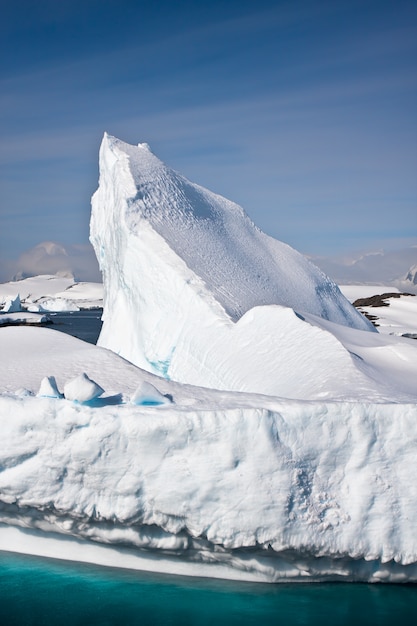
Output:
[0, 327, 417, 583]
[0, 134, 417, 583]
[2, 294, 21, 313]
[90, 134, 375, 395]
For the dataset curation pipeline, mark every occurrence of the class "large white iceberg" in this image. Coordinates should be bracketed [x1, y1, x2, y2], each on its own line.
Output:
[1, 134, 417, 583]
[90, 134, 375, 395]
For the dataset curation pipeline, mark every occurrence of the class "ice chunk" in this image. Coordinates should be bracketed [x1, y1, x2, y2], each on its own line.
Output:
[63, 373, 104, 403]
[37, 376, 63, 399]
[36, 298, 80, 312]
[2, 294, 21, 313]
[131, 381, 172, 406]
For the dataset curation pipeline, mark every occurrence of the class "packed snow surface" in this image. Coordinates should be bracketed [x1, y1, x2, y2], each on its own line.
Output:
[1, 327, 417, 583]
[90, 134, 374, 391]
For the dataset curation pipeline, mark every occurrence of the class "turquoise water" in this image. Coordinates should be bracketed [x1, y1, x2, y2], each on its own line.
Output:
[0, 552, 416, 625]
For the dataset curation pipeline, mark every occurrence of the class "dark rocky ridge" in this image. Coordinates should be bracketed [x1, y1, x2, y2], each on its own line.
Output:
[352, 292, 415, 330]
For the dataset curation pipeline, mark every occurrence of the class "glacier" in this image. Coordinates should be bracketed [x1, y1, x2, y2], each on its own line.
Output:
[1, 135, 417, 583]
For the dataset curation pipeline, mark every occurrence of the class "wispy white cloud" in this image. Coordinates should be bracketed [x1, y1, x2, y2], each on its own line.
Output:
[1, 0, 415, 263]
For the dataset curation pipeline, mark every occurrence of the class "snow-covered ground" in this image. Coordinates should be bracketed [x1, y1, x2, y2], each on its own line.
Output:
[1, 135, 416, 583]
[340, 285, 417, 337]
[0, 275, 103, 312]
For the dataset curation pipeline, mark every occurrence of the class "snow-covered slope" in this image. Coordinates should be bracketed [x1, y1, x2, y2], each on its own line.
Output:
[0, 275, 103, 311]
[340, 286, 417, 338]
[90, 134, 373, 391]
[0, 326, 417, 583]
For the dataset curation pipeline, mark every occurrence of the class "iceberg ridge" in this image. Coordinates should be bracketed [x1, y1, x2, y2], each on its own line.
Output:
[90, 134, 375, 393]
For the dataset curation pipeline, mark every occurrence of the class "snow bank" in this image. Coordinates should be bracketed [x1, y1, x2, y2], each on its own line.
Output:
[339, 285, 401, 301]
[2, 314, 416, 403]
[0, 312, 49, 326]
[33, 297, 80, 312]
[90, 134, 374, 391]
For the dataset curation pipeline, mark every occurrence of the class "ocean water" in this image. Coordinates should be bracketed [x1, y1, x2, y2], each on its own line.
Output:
[47, 310, 103, 344]
[0, 552, 416, 626]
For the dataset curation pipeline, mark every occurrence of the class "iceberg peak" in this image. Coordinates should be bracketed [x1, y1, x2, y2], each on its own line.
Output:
[90, 135, 377, 396]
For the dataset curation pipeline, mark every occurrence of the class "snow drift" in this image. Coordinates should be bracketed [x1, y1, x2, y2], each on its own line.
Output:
[90, 134, 374, 393]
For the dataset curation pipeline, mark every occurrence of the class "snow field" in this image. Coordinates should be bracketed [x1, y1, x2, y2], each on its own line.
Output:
[339, 285, 417, 337]
[0, 274, 103, 311]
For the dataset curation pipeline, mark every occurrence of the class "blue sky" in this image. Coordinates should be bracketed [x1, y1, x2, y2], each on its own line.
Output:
[1, 0, 416, 278]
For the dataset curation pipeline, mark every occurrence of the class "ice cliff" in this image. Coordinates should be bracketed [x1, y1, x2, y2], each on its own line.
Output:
[1, 395, 417, 584]
[90, 134, 374, 394]
[0, 327, 417, 583]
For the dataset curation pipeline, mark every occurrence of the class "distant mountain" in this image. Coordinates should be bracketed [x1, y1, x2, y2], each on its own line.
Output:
[311, 247, 417, 294]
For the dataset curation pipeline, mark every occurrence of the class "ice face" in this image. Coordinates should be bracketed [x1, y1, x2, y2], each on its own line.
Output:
[90, 134, 375, 394]
[0, 391, 417, 583]
[0, 324, 416, 582]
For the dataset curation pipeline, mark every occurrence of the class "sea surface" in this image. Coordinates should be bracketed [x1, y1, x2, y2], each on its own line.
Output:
[5, 312, 415, 624]
[47, 309, 103, 344]
[0, 551, 416, 626]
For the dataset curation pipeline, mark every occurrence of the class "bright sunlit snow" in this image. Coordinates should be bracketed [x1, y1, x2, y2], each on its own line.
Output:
[1, 136, 417, 583]
[340, 285, 417, 338]
[90, 134, 377, 394]
[0, 275, 103, 312]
